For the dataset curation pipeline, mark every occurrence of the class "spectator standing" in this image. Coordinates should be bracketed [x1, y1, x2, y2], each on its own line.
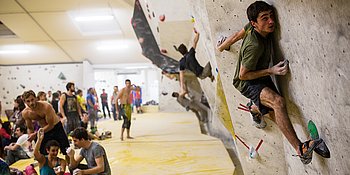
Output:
[77, 89, 87, 113]
[111, 86, 120, 121]
[60, 82, 82, 135]
[100, 89, 111, 119]
[134, 86, 142, 114]
[86, 88, 98, 133]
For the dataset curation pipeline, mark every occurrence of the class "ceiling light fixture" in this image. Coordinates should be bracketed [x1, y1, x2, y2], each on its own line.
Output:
[69, 9, 121, 36]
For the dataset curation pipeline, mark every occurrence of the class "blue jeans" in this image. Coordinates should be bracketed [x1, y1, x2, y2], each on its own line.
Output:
[6, 147, 29, 165]
[111, 103, 117, 120]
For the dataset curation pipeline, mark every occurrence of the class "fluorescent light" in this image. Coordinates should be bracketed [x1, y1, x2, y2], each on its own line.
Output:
[69, 10, 121, 35]
[74, 15, 114, 22]
[0, 50, 29, 54]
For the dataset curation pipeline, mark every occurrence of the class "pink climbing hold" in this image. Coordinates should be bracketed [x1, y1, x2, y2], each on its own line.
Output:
[160, 49, 167, 53]
[159, 14, 165, 22]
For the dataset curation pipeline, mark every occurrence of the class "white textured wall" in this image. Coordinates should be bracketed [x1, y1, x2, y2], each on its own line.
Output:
[93, 68, 161, 106]
[139, 0, 191, 45]
[158, 74, 185, 112]
[0, 63, 83, 110]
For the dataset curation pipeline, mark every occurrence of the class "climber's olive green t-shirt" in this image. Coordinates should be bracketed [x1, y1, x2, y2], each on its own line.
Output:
[233, 23, 274, 92]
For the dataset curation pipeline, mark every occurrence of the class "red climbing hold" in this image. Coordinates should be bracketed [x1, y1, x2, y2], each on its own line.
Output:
[159, 14, 165, 22]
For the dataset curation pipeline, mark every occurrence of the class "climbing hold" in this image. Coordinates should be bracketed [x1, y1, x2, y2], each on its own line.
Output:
[191, 16, 195, 23]
[58, 72, 66, 80]
[160, 49, 167, 54]
[249, 146, 258, 159]
[159, 14, 165, 22]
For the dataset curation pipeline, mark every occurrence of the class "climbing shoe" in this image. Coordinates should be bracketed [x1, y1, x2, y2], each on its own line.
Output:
[297, 138, 322, 164]
[247, 100, 266, 129]
[314, 139, 330, 158]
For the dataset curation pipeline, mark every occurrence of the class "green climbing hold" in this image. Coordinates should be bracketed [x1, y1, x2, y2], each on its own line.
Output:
[307, 120, 319, 140]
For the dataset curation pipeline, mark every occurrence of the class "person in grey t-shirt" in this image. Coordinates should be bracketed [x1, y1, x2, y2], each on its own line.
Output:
[111, 86, 120, 121]
[67, 127, 111, 175]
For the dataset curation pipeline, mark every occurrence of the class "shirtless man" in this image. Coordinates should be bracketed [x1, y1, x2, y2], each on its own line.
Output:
[116, 79, 136, 141]
[21, 90, 70, 158]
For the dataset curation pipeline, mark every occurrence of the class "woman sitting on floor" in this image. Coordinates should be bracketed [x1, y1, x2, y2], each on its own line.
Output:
[34, 128, 66, 175]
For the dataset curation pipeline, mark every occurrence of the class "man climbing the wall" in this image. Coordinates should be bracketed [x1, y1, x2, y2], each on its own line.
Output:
[177, 28, 215, 97]
[227, 1, 323, 164]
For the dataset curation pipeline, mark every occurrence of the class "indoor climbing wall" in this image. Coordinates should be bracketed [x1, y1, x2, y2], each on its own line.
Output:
[188, 1, 287, 174]
[0, 63, 83, 110]
[158, 74, 186, 112]
[131, 0, 179, 73]
[134, 0, 349, 174]
[193, 0, 349, 174]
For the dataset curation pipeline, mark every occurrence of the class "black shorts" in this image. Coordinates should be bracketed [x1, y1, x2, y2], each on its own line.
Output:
[40, 121, 70, 155]
[241, 76, 279, 115]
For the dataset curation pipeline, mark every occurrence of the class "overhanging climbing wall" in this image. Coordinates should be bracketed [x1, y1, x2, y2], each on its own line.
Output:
[131, 0, 179, 73]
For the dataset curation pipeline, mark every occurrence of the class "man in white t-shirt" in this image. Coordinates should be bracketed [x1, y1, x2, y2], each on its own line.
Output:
[4, 125, 34, 165]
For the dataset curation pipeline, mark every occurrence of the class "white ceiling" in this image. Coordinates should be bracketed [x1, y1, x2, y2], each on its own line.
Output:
[0, 0, 150, 65]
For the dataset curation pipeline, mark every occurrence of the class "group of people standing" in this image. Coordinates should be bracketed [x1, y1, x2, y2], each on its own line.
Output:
[59, 79, 140, 142]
